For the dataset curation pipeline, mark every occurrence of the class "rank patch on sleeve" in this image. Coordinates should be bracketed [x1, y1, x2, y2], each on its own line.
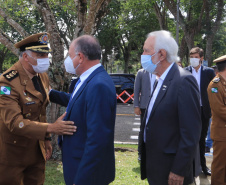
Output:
[211, 87, 218, 93]
[0, 86, 11, 95]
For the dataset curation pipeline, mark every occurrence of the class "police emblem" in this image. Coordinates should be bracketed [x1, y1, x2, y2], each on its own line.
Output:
[39, 34, 48, 44]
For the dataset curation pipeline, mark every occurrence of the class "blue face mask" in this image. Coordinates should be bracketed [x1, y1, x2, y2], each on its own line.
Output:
[141, 52, 160, 74]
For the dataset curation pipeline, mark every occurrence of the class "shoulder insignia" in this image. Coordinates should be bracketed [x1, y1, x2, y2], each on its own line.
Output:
[3, 70, 18, 81]
[212, 77, 220, 83]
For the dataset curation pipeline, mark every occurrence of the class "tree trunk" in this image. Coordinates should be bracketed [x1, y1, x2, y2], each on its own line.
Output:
[0, 30, 19, 56]
[204, 0, 224, 66]
[32, 0, 66, 160]
[163, 0, 204, 54]
[205, 35, 214, 66]
[0, 7, 29, 38]
[74, 0, 112, 38]
[153, 2, 168, 30]
[0, 47, 8, 72]
[178, 36, 188, 65]
[123, 48, 130, 73]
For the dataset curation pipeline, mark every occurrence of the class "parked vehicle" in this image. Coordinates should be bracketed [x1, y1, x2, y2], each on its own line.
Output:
[109, 73, 135, 103]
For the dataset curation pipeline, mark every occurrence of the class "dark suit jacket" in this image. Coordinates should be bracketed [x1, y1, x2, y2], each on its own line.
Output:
[50, 66, 116, 185]
[140, 63, 202, 184]
[185, 65, 215, 119]
[49, 78, 79, 107]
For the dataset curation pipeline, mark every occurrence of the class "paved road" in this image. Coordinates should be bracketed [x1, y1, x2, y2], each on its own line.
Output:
[114, 103, 212, 185]
[115, 103, 139, 144]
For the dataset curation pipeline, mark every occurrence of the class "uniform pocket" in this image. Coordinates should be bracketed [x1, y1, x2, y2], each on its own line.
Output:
[1, 135, 29, 165]
[3, 134, 28, 147]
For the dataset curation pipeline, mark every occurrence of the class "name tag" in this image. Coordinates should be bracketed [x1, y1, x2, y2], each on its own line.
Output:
[25, 101, 35, 105]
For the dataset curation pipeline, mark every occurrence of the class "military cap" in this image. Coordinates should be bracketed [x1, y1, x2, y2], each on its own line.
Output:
[214, 55, 226, 63]
[14, 32, 51, 53]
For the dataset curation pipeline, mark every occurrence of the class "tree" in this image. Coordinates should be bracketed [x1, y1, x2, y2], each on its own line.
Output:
[203, 0, 225, 65]
[163, 0, 225, 66]
[97, 0, 160, 73]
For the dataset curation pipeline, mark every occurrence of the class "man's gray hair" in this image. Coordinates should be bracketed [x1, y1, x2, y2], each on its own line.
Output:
[147, 30, 180, 63]
[19, 50, 32, 59]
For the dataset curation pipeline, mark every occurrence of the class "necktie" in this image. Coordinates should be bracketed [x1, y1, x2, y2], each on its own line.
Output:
[66, 78, 81, 112]
[151, 79, 158, 96]
[144, 78, 158, 142]
[32, 76, 42, 93]
[32, 76, 46, 100]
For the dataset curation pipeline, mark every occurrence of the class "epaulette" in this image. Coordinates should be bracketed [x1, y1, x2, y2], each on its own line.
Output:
[3, 70, 19, 81]
[212, 77, 220, 83]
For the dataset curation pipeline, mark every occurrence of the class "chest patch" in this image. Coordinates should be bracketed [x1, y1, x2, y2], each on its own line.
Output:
[0, 86, 11, 95]
[211, 87, 218, 93]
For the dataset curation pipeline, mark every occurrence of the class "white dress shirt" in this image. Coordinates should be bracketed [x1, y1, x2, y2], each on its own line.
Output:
[144, 62, 174, 142]
[71, 63, 101, 98]
[149, 73, 157, 95]
[192, 66, 202, 106]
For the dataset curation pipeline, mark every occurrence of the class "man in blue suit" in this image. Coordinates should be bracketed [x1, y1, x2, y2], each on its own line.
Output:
[140, 30, 201, 185]
[50, 35, 116, 185]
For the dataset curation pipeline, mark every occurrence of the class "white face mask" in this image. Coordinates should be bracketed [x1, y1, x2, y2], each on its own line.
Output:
[190, 58, 200, 68]
[64, 55, 80, 75]
[28, 54, 50, 73]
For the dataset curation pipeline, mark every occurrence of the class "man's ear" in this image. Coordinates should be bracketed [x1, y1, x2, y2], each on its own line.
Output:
[78, 52, 85, 64]
[200, 56, 204, 63]
[159, 49, 167, 61]
[23, 52, 29, 62]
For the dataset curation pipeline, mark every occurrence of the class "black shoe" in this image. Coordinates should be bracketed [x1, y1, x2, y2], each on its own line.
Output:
[205, 146, 210, 153]
[202, 167, 211, 176]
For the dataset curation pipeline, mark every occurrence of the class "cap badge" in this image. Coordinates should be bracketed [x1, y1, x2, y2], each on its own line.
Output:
[39, 34, 48, 44]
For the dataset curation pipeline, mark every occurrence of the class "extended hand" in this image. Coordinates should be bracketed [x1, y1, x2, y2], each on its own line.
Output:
[45, 140, 52, 160]
[47, 112, 77, 135]
[168, 172, 184, 185]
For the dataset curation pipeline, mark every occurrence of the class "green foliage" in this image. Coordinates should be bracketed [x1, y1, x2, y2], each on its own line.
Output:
[97, 0, 161, 74]
[45, 160, 65, 185]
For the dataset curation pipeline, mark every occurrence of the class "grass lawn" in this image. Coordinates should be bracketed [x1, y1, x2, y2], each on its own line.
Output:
[44, 144, 148, 185]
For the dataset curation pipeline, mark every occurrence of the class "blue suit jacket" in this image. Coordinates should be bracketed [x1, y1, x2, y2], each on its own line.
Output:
[140, 63, 202, 184]
[50, 66, 116, 185]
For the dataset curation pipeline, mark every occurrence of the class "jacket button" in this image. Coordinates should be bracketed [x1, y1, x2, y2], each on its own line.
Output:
[14, 141, 16, 144]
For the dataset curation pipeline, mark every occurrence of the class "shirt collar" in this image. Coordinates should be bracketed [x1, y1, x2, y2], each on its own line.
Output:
[192, 65, 201, 73]
[159, 62, 174, 81]
[21, 63, 36, 79]
[79, 63, 101, 82]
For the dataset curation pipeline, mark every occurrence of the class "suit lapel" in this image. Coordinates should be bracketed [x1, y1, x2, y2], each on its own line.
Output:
[147, 63, 177, 123]
[65, 66, 105, 120]
[200, 65, 204, 95]
[188, 66, 192, 73]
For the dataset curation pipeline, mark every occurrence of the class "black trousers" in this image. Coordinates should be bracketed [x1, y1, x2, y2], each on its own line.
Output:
[138, 108, 146, 156]
[199, 106, 210, 170]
